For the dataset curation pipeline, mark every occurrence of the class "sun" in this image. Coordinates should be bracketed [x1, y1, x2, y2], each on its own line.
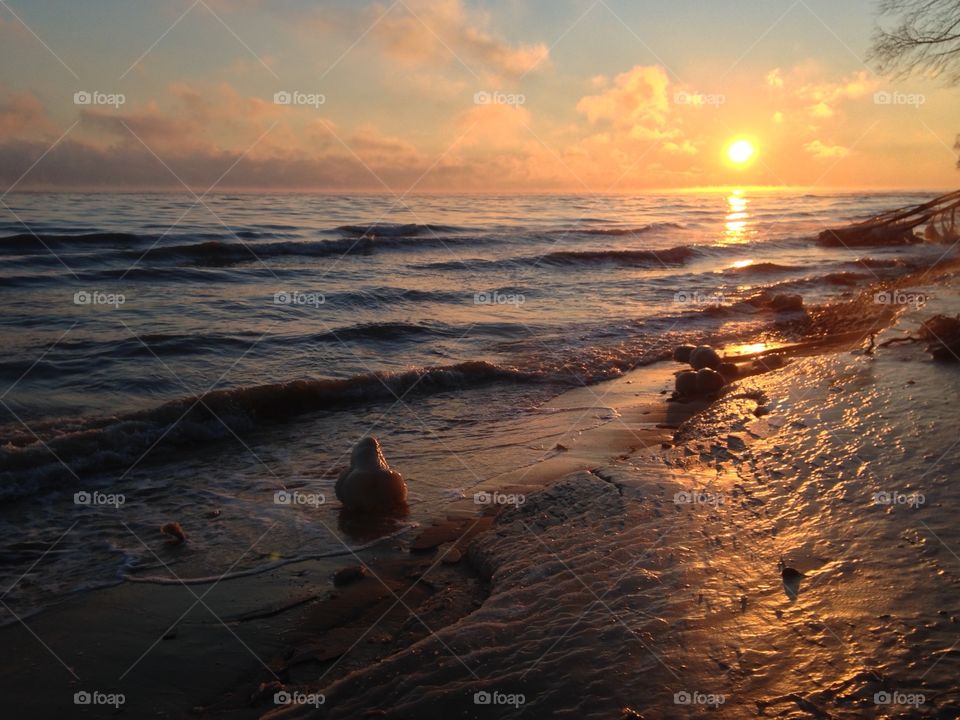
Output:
[727, 139, 755, 165]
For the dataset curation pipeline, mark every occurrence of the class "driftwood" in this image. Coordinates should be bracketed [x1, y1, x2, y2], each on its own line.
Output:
[878, 314, 960, 361]
[819, 189, 960, 247]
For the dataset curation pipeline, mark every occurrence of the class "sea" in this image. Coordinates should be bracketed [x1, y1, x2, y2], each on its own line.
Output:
[0, 188, 950, 620]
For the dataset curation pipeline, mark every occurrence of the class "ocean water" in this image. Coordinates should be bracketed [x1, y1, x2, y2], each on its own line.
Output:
[0, 189, 949, 618]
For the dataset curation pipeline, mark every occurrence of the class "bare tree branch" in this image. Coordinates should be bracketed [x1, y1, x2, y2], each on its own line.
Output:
[870, 0, 960, 83]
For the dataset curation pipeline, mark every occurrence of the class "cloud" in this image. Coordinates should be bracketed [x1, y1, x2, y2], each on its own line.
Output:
[0, 81, 437, 191]
[0, 134, 434, 192]
[797, 71, 877, 120]
[804, 139, 850, 160]
[80, 107, 197, 146]
[572, 64, 699, 171]
[366, 0, 549, 77]
[0, 92, 55, 138]
[663, 140, 697, 155]
[576, 65, 671, 128]
[590, 74, 608, 89]
[347, 124, 421, 164]
[458, 102, 534, 148]
[73, 82, 301, 162]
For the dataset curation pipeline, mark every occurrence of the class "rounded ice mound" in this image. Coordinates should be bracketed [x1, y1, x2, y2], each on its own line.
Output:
[336, 436, 407, 513]
[690, 345, 721, 370]
[675, 370, 698, 397]
[672, 344, 696, 363]
[719, 362, 739, 380]
[695, 367, 725, 394]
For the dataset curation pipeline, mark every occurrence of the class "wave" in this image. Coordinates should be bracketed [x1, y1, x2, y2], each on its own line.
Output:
[572, 222, 684, 236]
[88, 265, 252, 283]
[308, 321, 455, 343]
[345, 286, 470, 306]
[0, 273, 66, 287]
[53, 331, 263, 360]
[13, 316, 525, 366]
[133, 238, 359, 265]
[723, 261, 800, 274]
[855, 257, 911, 269]
[822, 271, 871, 286]
[423, 245, 697, 271]
[307, 319, 532, 342]
[542, 245, 695, 266]
[120, 235, 506, 267]
[0, 361, 538, 496]
[0, 232, 142, 253]
[0, 230, 492, 265]
[335, 223, 464, 237]
[132, 240, 267, 266]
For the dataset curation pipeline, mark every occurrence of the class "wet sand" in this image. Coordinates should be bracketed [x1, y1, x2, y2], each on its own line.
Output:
[0, 355, 701, 719]
[259, 268, 960, 718]
[5, 263, 960, 718]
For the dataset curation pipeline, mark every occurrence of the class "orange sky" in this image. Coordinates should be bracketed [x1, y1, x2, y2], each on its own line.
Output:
[0, 0, 957, 191]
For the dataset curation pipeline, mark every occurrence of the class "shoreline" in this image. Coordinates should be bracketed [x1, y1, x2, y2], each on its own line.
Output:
[4, 257, 960, 718]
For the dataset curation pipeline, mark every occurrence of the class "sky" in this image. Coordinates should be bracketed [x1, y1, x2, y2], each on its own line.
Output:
[0, 0, 957, 192]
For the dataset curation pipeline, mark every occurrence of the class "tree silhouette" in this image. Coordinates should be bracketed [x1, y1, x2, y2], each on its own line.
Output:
[871, 1, 960, 167]
[871, 0, 960, 82]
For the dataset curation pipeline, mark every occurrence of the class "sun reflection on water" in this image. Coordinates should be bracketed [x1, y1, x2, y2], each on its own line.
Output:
[722, 189, 750, 245]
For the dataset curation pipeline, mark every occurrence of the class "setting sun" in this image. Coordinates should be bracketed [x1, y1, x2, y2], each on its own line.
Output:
[727, 139, 755, 165]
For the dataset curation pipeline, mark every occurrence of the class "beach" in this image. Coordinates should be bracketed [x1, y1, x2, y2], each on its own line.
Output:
[2, 192, 960, 718]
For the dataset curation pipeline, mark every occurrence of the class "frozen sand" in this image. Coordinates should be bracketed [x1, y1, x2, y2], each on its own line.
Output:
[6, 269, 960, 718]
[268, 278, 960, 718]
